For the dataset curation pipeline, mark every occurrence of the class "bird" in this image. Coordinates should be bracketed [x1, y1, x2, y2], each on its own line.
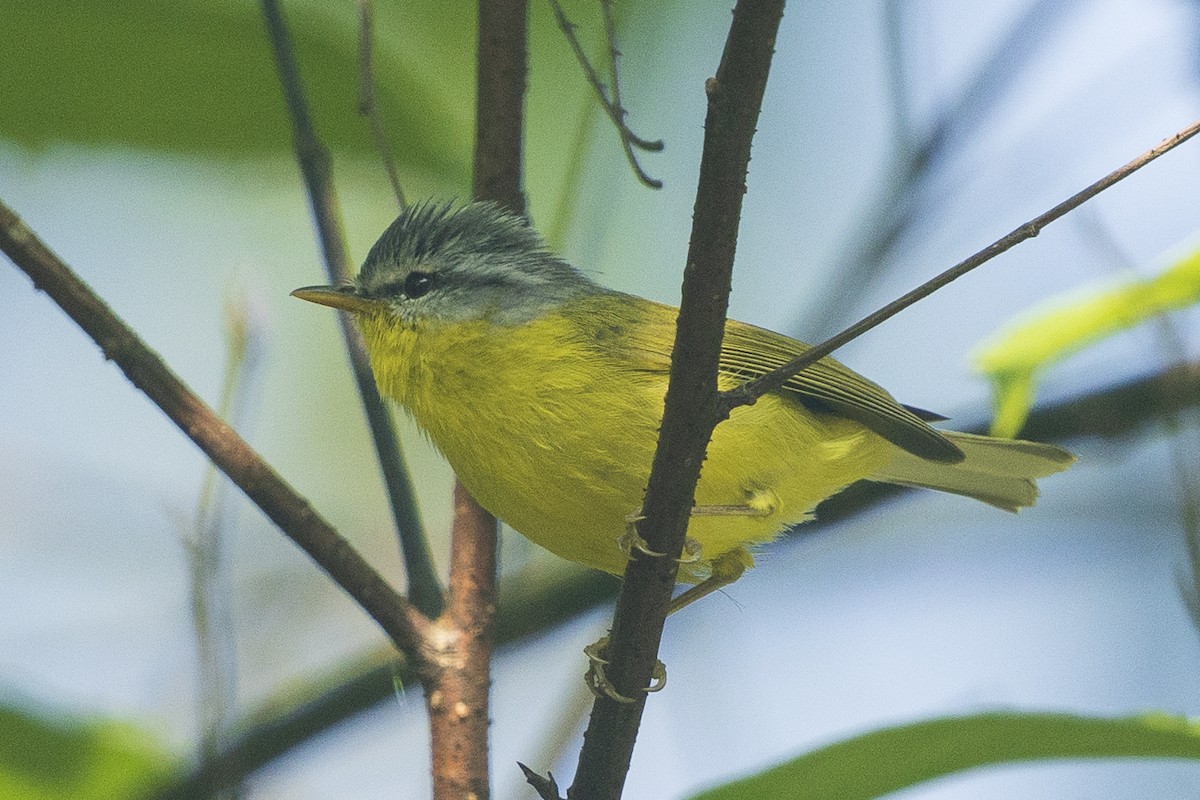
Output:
[293, 199, 1074, 628]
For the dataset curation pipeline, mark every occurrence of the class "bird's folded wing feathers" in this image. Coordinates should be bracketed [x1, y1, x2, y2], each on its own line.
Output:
[718, 321, 965, 463]
[610, 297, 963, 463]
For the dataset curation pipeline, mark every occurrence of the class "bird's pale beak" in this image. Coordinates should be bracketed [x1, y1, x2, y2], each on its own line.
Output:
[291, 285, 384, 313]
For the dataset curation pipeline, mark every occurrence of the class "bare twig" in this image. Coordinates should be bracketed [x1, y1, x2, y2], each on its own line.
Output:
[0, 200, 433, 676]
[722, 117, 1200, 412]
[259, 0, 443, 617]
[357, 0, 407, 209]
[569, 3, 785, 798]
[188, 292, 262, 800]
[546, 0, 663, 188]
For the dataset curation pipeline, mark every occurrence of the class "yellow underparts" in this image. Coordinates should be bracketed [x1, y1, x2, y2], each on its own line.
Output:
[358, 295, 893, 582]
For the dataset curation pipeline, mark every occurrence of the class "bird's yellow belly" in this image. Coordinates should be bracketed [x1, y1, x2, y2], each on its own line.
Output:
[361, 310, 891, 581]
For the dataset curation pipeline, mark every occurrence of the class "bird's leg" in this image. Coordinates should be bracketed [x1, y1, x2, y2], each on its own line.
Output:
[584, 546, 753, 702]
[616, 487, 777, 561]
[668, 547, 751, 614]
[690, 486, 780, 519]
[590, 492, 773, 701]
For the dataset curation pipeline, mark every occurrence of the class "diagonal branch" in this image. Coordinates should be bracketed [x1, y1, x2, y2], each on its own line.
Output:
[721, 116, 1200, 413]
[0, 199, 432, 675]
[259, 0, 443, 617]
[568, 2, 785, 798]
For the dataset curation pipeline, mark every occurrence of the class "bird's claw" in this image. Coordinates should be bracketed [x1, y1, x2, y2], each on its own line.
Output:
[677, 537, 703, 564]
[583, 636, 667, 703]
[618, 513, 666, 559]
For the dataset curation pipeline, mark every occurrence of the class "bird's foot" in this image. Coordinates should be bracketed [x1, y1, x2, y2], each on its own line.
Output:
[618, 512, 666, 558]
[583, 635, 667, 703]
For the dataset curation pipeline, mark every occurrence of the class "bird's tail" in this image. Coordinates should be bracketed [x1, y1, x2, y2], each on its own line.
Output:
[868, 431, 1075, 512]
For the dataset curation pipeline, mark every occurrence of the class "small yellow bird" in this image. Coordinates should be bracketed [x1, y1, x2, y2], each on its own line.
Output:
[295, 201, 1074, 604]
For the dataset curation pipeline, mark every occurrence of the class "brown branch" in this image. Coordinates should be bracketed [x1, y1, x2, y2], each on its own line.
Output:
[0, 199, 433, 674]
[357, 0, 407, 209]
[259, 0, 443, 618]
[426, 484, 501, 800]
[569, 3, 785, 798]
[473, 0, 529, 213]
[546, 0, 663, 188]
[417, 1, 531, 798]
[722, 116, 1200, 413]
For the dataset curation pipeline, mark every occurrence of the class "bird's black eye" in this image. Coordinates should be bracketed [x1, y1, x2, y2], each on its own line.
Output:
[403, 271, 434, 299]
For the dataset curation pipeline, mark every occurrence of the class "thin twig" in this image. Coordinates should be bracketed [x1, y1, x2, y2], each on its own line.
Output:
[599, 0, 662, 189]
[546, 0, 663, 188]
[0, 199, 433, 676]
[569, 3, 785, 798]
[260, 0, 443, 617]
[357, 0, 407, 209]
[188, 292, 261, 800]
[722, 117, 1200, 412]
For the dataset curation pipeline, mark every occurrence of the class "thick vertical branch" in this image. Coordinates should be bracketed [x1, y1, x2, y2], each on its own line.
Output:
[473, 0, 528, 214]
[425, 2, 526, 799]
[568, 3, 785, 799]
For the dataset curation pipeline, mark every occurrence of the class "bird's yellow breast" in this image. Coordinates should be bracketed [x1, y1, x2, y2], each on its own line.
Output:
[358, 294, 891, 579]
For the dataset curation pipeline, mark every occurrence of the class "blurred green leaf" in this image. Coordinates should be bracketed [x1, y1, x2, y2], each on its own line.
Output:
[5, 0, 679, 212]
[0, 700, 170, 799]
[4, 0, 472, 179]
[974, 246, 1200, 437]
[688, 711, 1200, 800]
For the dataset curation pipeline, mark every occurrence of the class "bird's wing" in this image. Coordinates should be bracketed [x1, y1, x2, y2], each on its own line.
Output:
[719, 319, 964, 462]
[606, 294, 963, 463]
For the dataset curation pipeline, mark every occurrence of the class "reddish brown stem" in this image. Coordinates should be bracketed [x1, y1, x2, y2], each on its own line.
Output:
[427, 484, 501, 799]
[425, 1, 528, 798]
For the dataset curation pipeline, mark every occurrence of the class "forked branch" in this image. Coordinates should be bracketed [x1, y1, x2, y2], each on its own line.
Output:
[547, 0, 664, 188]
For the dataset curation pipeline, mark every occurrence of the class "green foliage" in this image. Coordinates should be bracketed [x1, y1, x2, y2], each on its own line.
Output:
[688, 711, 1200, 800]
[0, 700, 170, 799]
[4, 0, 472, 178]
[4, 0, 676, 226]
[974, 246, 1200, 437]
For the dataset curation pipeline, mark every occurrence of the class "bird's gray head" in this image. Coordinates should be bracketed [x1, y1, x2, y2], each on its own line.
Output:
[354, 201, 600, 326]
